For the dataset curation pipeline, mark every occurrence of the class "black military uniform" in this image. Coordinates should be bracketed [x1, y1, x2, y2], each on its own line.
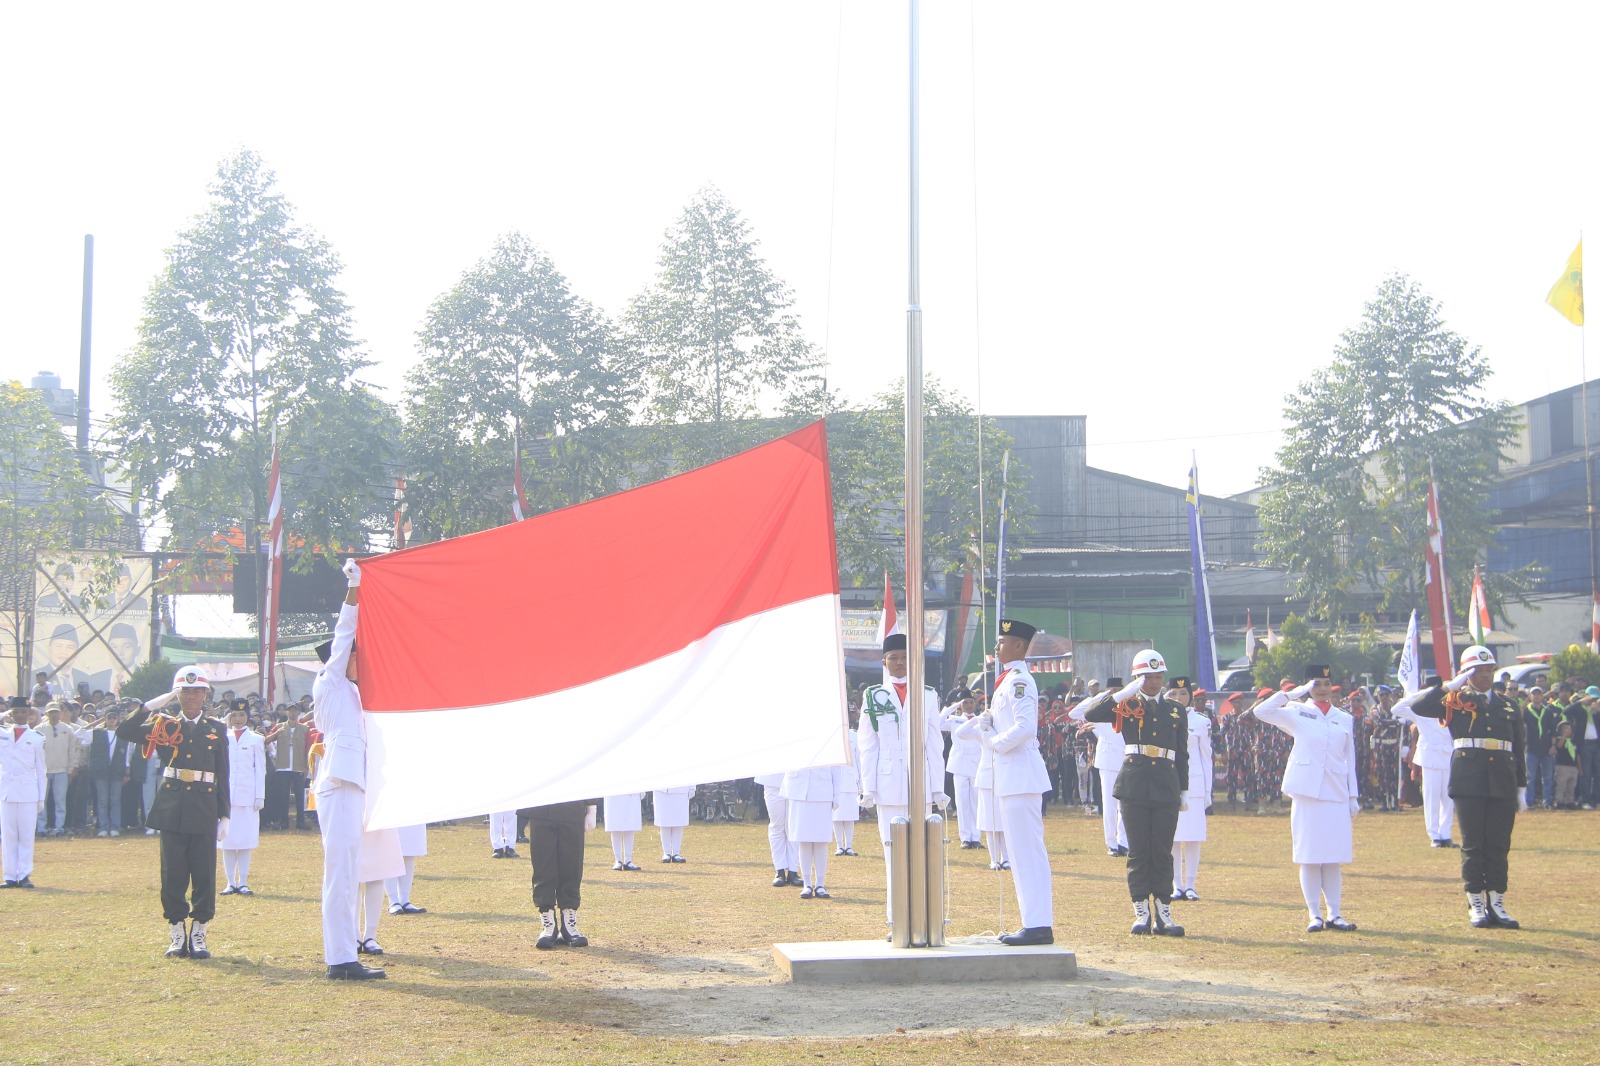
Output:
[520, 798, 598, 949]
[1413, 679, 1526, 927]
[117, 691, 230, 953]
[1082, 673, 1190, 936]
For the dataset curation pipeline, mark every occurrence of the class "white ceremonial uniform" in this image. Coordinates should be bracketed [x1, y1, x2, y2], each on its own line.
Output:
[1254, 691, 1359, 864]
[396, 823, 428, 857]
[856, 680, 944, 844]
[384, 824, 428, 910]
[1391, 693, 1456, 842]
[1069, 705, 1128, 850]
[489, 809, 517, 851]
[973, 660, 1054, 930]
[652, 785, 693, 858]
[953, 714, 1006, 863]
[781, 765, 853, 843]
[833, 729, 861, 824]
[942, 706, 982, 845]
[603, 793, 643, 833]
[313, 600, 368, 967]
[1173, 710, 1212, 844]
[1, 723, 47, 883]
[754, 771, 800, 872]
[220, 727, 266, 850]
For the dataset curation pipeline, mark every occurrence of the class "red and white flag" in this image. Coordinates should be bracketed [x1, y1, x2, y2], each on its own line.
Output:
[1468, 568, 1492, 645]
[355, 422, 848, 829]
[259, 428, 284, 706]
[393, 478, 410, 549]
[1423, 471, 1455, 678]
[1243, 608, 1256, 661]
[876, 570, 902, 686]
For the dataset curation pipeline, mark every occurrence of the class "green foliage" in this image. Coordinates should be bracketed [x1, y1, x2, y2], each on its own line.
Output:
[1256, 275, 1524, 627]
[1550, 644, 1600, 688]
[120, 657, 177, 704]
[401, 233, 634, 540]
[107, 150, 400, 562]
[1252, 614, 1395, 687]
[0, 385, 120, 686]
[625, 186, 823, 424]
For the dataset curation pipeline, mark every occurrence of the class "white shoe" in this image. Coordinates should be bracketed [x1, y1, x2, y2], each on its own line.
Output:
[1488, 891, 1520, 929]
[165, 922, 188, 958]
[109, 830, 120, 837]
[145, 828, 157, 836]
[189, 922, 210, 959]
[97, 830, 109, 838]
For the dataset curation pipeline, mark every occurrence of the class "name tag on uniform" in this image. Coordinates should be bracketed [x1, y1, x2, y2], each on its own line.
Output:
[1297, 710, 1318, 721]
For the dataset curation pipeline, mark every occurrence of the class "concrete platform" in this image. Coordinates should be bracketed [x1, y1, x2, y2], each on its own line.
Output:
[773, 936, 1076, 985]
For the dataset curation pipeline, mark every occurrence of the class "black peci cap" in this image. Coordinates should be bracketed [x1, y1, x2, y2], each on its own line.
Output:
[882, 633, 908, 654]
[1306, 665, 1332, 681]
[997, 619, 1037, 642]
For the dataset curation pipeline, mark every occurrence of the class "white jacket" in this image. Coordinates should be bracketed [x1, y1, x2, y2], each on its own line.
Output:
[942, 707, 981, 778]
[0, 724, 47, 802]
[1390, 692, 1453, 772]
[779, 764, 852, 807]
[856, 682, 944, 806]
[973, 661, 1052, 797]
[1185, 709, 1213, 800]
[225, 727, 267, 808]
[1254, 691, 1359, 803]
[312, 601, 367, 791]
[1069, 702, 1126, 771]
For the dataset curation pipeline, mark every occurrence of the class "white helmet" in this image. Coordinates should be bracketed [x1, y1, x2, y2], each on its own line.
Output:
[1459, 645, 1496, 670]
[1130, 648, 1167, 677]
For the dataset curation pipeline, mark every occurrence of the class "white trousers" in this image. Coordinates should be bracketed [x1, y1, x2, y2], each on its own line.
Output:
[1099, 768, 1128, 849]
[1421, 766, 1456, 841]
[953, 774, 979, 842]
[764, 786, 799, 870]
[2, 801, 36, 881]
[999, 792, 1052, 929]
[318, 780, 363, 966]
[490, 810, 517, 849]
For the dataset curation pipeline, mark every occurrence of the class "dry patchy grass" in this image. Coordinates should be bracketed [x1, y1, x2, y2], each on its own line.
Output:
[2, 802, 1596, 1064]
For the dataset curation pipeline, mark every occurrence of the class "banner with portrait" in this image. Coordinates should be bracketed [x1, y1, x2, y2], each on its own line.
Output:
[32, 553, 156, 700]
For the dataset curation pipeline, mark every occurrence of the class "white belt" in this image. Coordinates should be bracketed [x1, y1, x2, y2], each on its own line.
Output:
[163, 767, 215, 783]
[1129, 745, 1177, 761]
[1453, 738, 1513, 752]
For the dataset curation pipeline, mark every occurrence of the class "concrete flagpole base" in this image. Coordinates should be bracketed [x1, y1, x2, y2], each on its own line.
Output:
[773, 935, 1076, 986]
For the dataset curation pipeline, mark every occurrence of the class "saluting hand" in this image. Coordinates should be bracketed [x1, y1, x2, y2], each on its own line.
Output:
[343, 558, 362, 587]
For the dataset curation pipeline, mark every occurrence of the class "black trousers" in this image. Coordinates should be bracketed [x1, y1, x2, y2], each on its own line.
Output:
[1456, 794, 1516, 893]
[529, 818, 585, 911]
[159, 829, 217, 923]
[1121, 800, 1180, 901]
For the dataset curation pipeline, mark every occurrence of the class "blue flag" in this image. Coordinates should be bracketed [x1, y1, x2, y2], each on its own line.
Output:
[1187, 457, 1219, 690]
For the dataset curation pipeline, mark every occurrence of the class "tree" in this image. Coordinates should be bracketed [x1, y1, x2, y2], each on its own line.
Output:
[400, 234, 635, 540]
[1256, 274, 1524, 627]
[625, 186, 822, 428]
[1251, 614, 1393, 688]
[1550, 644, 1600, 688]
[107, 150, 400, 565]
[0, 384, 120, 691]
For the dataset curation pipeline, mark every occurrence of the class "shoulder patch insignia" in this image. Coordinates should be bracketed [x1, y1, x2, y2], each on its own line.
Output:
[1013, 682, 1027, 698]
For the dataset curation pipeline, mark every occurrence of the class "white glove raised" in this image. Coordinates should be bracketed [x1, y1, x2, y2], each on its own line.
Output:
[1179, 796, 1189, 812]
[1444, 670, 1473, 692]
[1289, 681, 1315, 700]
[1348, 798, 1361, 817]
[1114, 679, 1144, 703]
[933, 792, 949, 810]
[342, 557, 362, 587]
[584, 804, 597, 832]
[216, 817, 230, 843]
[859, 791, 877, 809]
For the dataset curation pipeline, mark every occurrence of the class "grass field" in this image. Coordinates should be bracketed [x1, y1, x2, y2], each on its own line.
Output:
[3, 801, 1596, 1064]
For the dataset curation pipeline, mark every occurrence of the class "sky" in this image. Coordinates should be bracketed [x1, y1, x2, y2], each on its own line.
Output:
[4, 1, 1598, 504]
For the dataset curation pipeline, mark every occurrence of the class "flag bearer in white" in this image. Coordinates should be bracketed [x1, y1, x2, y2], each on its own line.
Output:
[856, 633, 946, 924]
[1253, 664, 1361, 933]
[971, 619, 1055, 946]
[1, 696, 47, 888]
[603, 793, 643, 870]
[940, 688, 983, 850]
[385, 824, 428, 914]
[1169, 679, 1212, 902]
[489, 810, 519, 859]
[312, 559, 384, 980]
[1391, 683, 1458, 847]
[219, 701, 266, 896]
[1071, 686, 1129, 856]
[832, 705, 862, 856]
[652, 785, 693, 861]
[755, 771, 801, 886]
[953, 709, 1007, 869]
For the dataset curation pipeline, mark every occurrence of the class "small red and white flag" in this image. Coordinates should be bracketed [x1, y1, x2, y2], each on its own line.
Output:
[876, 570, 903, 686]
[259, 428, 284, 706]
[1243, 608, 1256, 661]
[511, 431, 531, 521]
[1423, 470, 1455, 679]
[356, 422, 848, 829]
[1468, 568, 1492, 645]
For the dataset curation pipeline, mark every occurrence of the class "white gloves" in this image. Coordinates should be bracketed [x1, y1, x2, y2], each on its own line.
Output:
[1289, 681, 1315, 700]
[584, 805, 597, 832]
[1348, 798, 1361, 817]
[859, 791, 877, 809]
[343, 558, 362, 587]
[1444, 670, 1473, 692]
[253, 798, 264, 812]
[37, 800, 46, 815]
[1114, 679, 1144, 703]
[216, 817, 230, 843]
[1517, 792, 1529, 813]
[1179, 796, 1189, 812]
[933, 792, 949, 810]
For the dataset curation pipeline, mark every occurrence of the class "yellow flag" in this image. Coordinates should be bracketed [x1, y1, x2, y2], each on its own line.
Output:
[1547, 239, 1584, 326]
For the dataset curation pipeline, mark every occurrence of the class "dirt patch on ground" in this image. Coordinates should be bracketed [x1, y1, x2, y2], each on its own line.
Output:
[596, 937, 1464, 1040]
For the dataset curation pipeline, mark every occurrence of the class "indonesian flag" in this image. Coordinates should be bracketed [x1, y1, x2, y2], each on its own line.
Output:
[511, 430, 531, 521]
[1423, 473, 1455, 678]
[876, 570, 902, 687]
[1244, 608, 1256, 661]
[1468, 569, 1491, 645]
[355, 422, 848, 829]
